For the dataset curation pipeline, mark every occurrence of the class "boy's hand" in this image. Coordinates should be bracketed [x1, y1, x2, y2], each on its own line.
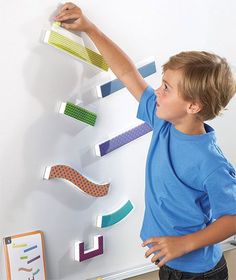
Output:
[53, 2, 148, 101]
[54, 2, 94, 32]
[142, 235, 190, 268]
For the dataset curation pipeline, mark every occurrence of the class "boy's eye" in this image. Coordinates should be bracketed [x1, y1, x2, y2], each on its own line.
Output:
[163, 83, 168, 91]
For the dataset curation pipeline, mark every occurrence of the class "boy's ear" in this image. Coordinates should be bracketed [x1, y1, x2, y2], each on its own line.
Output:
[187, 102, 202, 114]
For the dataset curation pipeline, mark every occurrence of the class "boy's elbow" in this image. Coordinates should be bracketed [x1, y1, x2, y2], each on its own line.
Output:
[222, 214, 236, 234]
[232, 215, 236, 233]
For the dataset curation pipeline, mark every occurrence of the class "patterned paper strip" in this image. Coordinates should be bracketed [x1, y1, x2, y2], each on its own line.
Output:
[44, 165, 110, 197]
[27, 255, 40, 264]
[97, 200, 134, 228]
[75, 235, 104, 262]
[59, 102, 97, 126]
[18, 268, 32, 272]
[96, 60, 156, 97]
[44, 30, 109, 71]
[95, 123, 152, 157]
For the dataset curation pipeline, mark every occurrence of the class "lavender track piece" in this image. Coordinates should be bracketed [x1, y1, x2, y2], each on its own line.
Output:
[95, 123, 152, 157]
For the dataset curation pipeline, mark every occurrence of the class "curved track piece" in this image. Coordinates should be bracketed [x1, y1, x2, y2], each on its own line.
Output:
[44, 165, 110, 197]
[97, 200, 134, 228]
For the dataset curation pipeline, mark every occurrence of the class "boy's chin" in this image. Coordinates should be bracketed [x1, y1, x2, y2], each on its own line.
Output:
[156, 111, 165, 120]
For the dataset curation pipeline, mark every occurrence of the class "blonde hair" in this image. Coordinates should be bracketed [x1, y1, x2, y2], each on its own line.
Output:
[162, 51, 236, 121]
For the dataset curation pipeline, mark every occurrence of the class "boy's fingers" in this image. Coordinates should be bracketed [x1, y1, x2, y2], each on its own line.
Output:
[151, 251, 165, 264]
[61, 23, 78, 30]
[56, 13, 80, 22]
[145, 244, 162, 258]
[156, 256, 168, 268]
[58, 9, 78, 17]
[142, 237, 160, 247]
[60, 2, 77, 12]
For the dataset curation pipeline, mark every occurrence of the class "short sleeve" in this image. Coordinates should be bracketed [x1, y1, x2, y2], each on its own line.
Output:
[203, 163, 236, 219]
[136, 85, 165, 129]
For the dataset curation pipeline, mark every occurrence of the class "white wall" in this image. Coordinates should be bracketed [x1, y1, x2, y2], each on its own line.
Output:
[0, 1, 236, 279]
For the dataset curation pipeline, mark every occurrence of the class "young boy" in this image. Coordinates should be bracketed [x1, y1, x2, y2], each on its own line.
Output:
[54, 3, 236, 279]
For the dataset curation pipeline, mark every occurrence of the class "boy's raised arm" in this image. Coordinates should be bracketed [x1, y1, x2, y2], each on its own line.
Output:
[54, 3, 148, 101]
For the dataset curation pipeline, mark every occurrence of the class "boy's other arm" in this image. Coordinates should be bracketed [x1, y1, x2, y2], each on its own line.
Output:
[54, 3, 148, 101]
[143, 214, 236, 267]
[185, 214, 236, 252]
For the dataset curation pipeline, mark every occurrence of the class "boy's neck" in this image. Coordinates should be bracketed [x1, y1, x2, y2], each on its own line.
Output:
[173, 119, 206, 135]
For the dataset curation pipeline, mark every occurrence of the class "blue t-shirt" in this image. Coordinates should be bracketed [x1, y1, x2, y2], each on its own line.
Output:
[137, 86, 236, 273]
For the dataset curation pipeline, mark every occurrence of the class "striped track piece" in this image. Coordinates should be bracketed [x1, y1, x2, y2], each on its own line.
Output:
[75, 235, 103, 262]
[59, 102, 97, 126]
[97, 200, 134, 228]
[95, 123, 152, 157]
[44, 165, 110, 197]
[97, 60, 156, 97]
[44, 30, 109, 71]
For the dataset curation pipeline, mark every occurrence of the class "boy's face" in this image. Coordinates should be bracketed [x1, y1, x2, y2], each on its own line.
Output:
[155, 69, 192, 124]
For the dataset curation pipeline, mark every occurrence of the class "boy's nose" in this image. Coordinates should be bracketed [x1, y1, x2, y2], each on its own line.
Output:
[155, 88, 162, 96]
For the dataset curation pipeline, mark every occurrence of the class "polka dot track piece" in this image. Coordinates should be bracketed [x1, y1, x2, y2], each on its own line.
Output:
[60, 102, 97, 126]
[95, 123, 152, 157]
[44, 165, 110, 197]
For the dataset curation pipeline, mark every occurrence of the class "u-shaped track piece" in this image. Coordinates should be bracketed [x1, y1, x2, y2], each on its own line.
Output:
[75, 235, 104, 262]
